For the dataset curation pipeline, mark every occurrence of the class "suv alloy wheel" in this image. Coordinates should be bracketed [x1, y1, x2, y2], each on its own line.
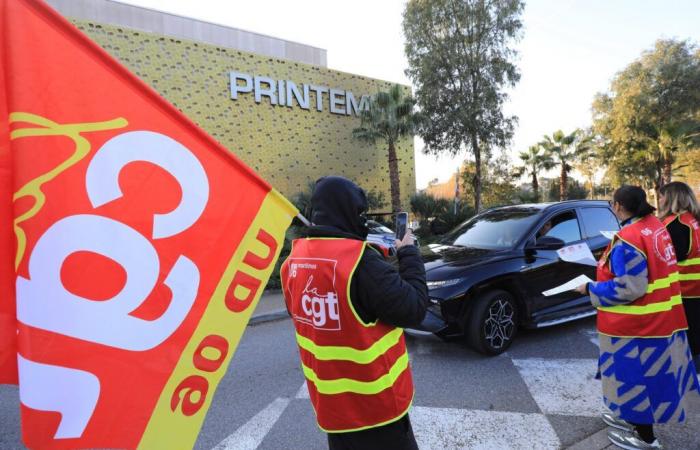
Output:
[465, 289, 519, 355]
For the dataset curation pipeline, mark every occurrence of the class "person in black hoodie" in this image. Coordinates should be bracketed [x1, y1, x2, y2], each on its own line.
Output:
[281, 176, 428, 450]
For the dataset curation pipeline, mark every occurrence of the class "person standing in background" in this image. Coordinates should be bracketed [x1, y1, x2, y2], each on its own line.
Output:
[658, 181, 700, 369]
[576, 185, 698, 450]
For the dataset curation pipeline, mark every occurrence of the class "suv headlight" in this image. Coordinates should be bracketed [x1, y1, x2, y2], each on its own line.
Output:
[427, 278, 463, 289]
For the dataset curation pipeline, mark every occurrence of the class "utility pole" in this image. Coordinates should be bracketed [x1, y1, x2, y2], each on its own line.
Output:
[454, 166, 460, 214]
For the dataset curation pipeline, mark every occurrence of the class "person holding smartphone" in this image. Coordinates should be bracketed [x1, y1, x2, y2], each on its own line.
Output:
[280, 176, 427, 450]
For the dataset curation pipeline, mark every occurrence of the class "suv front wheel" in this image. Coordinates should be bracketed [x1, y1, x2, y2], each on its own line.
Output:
[465, 289, 518, 355]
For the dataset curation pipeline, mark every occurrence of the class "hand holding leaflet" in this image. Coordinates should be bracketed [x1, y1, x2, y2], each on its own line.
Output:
[557, 243, 597, 266]
[543, 274, 594, 296]
[601, 230, 617, 240]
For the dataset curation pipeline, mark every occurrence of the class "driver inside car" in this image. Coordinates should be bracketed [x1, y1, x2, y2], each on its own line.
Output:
[537, 220, 553, 238]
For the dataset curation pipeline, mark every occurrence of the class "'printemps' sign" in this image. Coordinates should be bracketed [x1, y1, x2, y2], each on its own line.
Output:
[230, 72, 371, 116]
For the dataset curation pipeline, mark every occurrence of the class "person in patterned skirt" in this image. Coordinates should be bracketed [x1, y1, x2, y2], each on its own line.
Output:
[576, 185, 698, 449]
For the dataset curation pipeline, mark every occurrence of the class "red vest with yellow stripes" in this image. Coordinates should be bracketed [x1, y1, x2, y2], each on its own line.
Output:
[663, 212, 700, 298]
[596, 214, 687, 337]
[280, 238, 413, 433]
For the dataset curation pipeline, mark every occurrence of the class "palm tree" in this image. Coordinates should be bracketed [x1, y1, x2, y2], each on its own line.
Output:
[658, 120, 700, 185]
[410, 191, 450, 221]
[516, 145, 553, 202]
[540, 130, 592, 201]
[290, 180, 317, 218]
[574, 133, 606, 199]
[353, 84, 421, 213]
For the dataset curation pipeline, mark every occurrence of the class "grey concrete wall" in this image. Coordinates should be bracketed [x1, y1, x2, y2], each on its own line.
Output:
[45, 0, 328, 67]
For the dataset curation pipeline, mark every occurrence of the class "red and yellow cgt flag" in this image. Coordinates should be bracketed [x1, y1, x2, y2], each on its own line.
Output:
[0, 0, 298, 448]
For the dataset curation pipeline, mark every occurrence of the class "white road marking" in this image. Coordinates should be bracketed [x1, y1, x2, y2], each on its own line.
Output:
[582, 329, 600, 348]
[295, 382, 309, 399]
[212, 397, 290, 450]
[411, 406, 560, 450]
[513, 358, 602, 417]
[213, 356, 604, 449]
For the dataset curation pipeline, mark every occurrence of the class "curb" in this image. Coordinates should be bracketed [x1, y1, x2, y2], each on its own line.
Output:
[248, 309, 289, 326]
[262, 289, 282, 295]
[565, 428, 611, 450]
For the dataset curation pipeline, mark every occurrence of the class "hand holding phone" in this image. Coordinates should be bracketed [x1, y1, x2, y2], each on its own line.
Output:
[394, 212, 408, 241]
[395, 229, 415, 249]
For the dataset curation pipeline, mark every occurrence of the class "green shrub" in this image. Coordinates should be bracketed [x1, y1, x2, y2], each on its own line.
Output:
[265, 225, 303, 291]
[430, 205, 475, 235]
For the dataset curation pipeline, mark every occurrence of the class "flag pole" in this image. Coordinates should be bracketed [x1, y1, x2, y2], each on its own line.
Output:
[296, 213, 311, 227]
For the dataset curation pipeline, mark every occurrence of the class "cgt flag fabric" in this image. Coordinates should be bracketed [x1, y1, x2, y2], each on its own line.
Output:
[0, 0, 16, 386]
[0, 0, 298, 448]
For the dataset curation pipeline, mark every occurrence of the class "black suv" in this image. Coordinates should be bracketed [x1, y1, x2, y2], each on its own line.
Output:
[416, 200, 620, 355]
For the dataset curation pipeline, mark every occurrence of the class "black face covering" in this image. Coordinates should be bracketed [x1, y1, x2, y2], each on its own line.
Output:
[310, 176, 369, 239]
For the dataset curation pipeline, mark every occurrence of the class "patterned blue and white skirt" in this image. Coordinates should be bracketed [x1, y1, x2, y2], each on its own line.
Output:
[598, 330, 699, 424]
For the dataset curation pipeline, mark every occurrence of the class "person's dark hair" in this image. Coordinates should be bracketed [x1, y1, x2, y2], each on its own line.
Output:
[613, 185, 656, 217]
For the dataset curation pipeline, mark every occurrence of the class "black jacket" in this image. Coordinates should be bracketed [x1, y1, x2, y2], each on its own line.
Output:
[304, 227, 428, 328]
[304, 176, 428, 328]
[665, 215, 691, 262]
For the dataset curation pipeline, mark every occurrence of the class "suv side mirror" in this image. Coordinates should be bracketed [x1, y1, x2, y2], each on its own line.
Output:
[529, 236, 566, 251]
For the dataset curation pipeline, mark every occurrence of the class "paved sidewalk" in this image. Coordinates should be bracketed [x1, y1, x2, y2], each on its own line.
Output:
[249, 291, 288, 325]
[566, 395, 700, 449]
[565, 374, 700, 449]
[566, 428, 612, 450]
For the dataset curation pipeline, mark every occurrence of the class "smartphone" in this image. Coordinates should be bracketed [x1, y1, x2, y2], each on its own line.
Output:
[394, 212, 408, 241]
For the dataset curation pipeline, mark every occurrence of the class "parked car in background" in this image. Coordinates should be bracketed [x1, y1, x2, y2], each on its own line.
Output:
[366, 219, 420, 257]
[366, 219, 398, 257]
[415, 200, 620, 355]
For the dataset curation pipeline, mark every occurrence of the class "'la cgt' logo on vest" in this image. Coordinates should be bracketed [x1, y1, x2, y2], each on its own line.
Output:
[653, 228, 677, 266]
[289, 260, 342, 331]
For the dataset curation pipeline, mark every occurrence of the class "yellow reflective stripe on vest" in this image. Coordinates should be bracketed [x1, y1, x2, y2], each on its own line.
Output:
[295, 328, 404, 364]
[678, 257, 700, 267]
[598, 295, 682, 315]
[646, 272, 679, 294]
[302, 352, 409, 395]
[679, 273, 700, 281]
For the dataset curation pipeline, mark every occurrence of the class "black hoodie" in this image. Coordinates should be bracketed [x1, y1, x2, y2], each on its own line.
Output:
[305, 176, 428, 328]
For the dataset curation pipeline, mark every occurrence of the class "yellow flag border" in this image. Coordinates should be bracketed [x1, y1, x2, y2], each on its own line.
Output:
[138, 189, 296, 450]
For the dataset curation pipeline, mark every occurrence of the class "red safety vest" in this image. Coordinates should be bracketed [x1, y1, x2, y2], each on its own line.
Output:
[596, 214, 687, 337]
[280, 238, 413, 433]
[663, 212, 700, 299]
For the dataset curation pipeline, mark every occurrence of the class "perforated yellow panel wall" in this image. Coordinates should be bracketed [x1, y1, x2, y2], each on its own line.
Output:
[70, 20, 416, 211]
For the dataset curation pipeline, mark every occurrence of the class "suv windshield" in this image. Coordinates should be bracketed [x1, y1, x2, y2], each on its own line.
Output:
[442, 208, 541, 249]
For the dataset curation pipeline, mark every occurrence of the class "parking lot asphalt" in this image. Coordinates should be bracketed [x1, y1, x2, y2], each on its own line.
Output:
[1, 293, 698, 450]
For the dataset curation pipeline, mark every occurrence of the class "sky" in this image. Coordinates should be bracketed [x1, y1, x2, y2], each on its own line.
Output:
[118, 0, 700, 189]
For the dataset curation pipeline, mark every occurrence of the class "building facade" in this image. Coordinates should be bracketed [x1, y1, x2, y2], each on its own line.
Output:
[46, 0, 416, 210]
